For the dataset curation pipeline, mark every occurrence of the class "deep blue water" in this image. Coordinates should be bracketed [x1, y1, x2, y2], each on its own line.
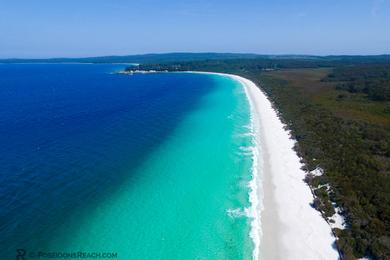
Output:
[0, 64, 217, 258]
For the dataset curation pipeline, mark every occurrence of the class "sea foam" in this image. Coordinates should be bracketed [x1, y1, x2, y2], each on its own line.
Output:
[241, 79, 263, 260]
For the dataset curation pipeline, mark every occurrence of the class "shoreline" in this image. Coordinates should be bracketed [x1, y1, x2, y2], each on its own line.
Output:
[189, 71, 339, 259]
[233, 74, 340, 260]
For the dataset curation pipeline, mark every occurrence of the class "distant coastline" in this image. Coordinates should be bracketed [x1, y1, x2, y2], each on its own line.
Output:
[115, 69, 165, 75]
[1, 52, 390, 65]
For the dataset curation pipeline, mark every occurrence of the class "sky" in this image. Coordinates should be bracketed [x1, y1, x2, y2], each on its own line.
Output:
[0, 0, 389, 58]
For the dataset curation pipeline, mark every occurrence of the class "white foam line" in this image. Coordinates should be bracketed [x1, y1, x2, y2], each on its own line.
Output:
[243, 81, 263, 260]
[186, 71, 339, 260]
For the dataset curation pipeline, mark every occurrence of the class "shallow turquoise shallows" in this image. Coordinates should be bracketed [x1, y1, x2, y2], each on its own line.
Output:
[0, 65, 254, 259]
[49, 74, 254, 259]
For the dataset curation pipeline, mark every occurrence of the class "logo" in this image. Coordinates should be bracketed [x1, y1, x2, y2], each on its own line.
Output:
[16, 249, 26, 260]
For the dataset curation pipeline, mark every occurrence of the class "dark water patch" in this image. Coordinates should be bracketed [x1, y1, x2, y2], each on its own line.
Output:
[0, 64, 216, 257]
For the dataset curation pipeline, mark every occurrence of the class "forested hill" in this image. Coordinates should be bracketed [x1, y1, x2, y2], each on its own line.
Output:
[1, 53, 390, 64]
[0, 53, 260, 64]
[128, 57, 390, 260]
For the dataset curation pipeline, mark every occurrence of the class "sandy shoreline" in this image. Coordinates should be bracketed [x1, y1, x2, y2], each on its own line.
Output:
[189, 71, 339, 260]
[233, 74, 339, 260]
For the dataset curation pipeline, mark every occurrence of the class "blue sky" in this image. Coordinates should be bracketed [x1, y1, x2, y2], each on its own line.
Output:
[0, 0, 389, 58]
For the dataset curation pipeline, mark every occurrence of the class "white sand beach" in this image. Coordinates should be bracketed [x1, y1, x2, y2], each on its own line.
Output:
[189, 71, 340, 259]
[233, 74, 340, 260]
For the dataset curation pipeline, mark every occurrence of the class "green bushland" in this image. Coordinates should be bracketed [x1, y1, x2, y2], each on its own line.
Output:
[324, 65, 390, 102]
[128, 58, 390, 259]
[258, 68, 390, 260]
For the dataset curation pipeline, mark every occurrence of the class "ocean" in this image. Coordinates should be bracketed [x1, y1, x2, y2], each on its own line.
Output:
[0, 64, 256, 259]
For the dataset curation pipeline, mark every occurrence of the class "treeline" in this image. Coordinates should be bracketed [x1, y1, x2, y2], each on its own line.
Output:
[128, 58, 339, 72]
[258, 73, 390, 260]
[131, 58, 390, 259]
[324, 65, 390, 101]
[129, 57, 390, 73]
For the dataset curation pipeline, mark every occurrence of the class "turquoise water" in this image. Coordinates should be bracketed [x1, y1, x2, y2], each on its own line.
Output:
[0, 65, 254, 259]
